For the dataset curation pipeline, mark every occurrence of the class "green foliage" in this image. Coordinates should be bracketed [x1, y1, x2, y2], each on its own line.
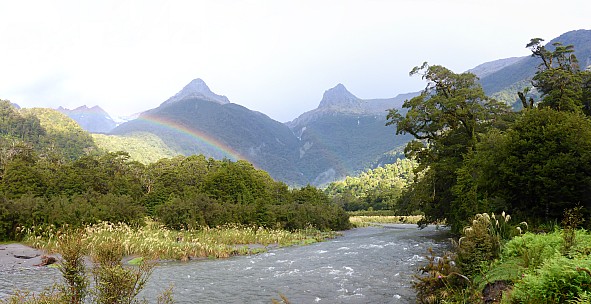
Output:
[0, 100, 45, 144]
[527, 38, 591, 115]
[502, 231, 562, 270]
[92, 132, 179, 164]
[155, 194, 211, 229]
[510, 256, 591, 303]
[0, 119, 349, 240]
[325, 158, 417, 212]
[56, 230, 89, 304]
[91, 239, 153, 304]
[21, 108, 96, 160]
[0, 151, 348, 239]
[0, 103, 96, 165]
[455, 212, 523, 278]
[455, 108, 591, 225]
[413, 248, 471, 304]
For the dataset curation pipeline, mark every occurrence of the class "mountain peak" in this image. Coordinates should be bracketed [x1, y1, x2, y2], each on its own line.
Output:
[56, 105, 116, 133]
[163, 78, 230, 106]
[318, 83, 362, 109]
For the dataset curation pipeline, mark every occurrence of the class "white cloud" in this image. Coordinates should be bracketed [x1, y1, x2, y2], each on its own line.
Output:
[0, 0, 589, 122]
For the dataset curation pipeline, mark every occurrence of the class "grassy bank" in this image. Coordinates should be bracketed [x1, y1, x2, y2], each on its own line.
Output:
[349, 215, 423, 227]
[20, 221, 339, 261]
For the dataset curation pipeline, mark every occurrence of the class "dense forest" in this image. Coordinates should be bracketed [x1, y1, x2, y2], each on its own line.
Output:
[324, 158, 417, 212]
[0, 103, 349, 241]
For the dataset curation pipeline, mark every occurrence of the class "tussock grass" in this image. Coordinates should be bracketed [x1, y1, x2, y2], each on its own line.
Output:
[349, 215, 423, 227]
[20, 222, 338, 261]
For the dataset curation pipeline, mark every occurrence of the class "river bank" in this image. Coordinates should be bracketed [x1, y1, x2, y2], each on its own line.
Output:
[0, 244, 58, 272]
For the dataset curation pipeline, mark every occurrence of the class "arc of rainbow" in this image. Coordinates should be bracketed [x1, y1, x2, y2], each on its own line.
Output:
[136, 114, 247, 162]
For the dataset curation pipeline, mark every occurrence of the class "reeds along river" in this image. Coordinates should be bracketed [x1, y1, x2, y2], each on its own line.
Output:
[0, 224, 450, 303]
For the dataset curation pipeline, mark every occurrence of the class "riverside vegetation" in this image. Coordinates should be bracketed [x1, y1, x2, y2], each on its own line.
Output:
[21, 222, 338, 260]
[392, 37, 591, 303]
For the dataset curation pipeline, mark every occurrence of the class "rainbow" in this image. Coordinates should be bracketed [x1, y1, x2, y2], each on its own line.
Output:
[135, 113, 246, 162]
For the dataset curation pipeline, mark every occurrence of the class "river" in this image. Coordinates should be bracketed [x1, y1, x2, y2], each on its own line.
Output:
[0, 224, 450, 303]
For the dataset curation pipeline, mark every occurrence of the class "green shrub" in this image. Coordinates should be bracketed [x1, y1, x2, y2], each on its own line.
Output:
[502, 231, 562, 270]
[456, 212, 527, 277]
[562, 206, 585, 255]
[413, 248, 472, 304]
[90, 239, 154, 304]
[56, 230, 88, 303]
[509, 256, 591, 303]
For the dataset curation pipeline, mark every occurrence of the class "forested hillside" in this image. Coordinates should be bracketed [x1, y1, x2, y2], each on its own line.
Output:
[92, 132, 179, 164]
[324, 158, 417, 212]
[0, 101, 96, 161]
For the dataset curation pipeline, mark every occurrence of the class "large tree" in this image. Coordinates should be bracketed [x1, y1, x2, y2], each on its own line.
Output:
[527, 38, 591, 114]
[387, 63, 510, 229]
[454, 108, 591, 225]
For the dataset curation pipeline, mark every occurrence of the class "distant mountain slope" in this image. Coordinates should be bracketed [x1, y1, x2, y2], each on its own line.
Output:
[111, 80, 305, 185]
[288, 84, 414, 185]
[17, 107, 97, 160]
[479, 29, 591, 105]
[287, 84, 414, 129]
[57, 105, 117, 133]
[468, 57, 524, 79]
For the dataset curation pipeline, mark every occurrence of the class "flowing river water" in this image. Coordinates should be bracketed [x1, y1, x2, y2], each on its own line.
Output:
[0, 224, 450, 303]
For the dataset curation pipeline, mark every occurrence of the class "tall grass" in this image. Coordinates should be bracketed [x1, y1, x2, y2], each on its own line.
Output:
[349, 215, 423, 227]
[20, 221, 338, 261]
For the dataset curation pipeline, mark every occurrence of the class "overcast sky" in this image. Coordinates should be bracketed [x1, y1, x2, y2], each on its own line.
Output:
[1, 1, 589, 122]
